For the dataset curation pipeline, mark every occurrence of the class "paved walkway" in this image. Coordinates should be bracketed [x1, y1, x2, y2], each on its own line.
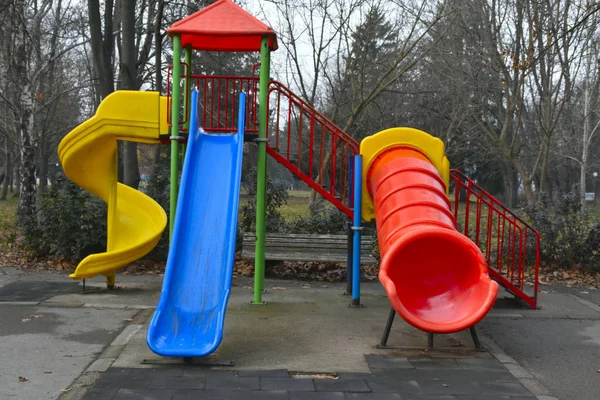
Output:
[81, 354, 537, 400]
[1, 268, 584, 400]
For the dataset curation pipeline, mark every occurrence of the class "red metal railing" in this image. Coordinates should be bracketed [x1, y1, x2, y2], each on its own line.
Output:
[167, 69, 259, 133]
[192, 75, 260, 133]
[266, 81, 359, 217]
[166, 70, 358, 216]
[450, 170, 540, 309]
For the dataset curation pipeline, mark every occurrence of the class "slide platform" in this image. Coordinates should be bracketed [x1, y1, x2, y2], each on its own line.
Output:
[146, 91, 246, 357]
[361, 128, 498, 333]
[57, 91, 168, 281]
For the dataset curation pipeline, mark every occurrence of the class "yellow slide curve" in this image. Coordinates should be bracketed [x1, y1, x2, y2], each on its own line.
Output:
[58, 91, 168, 284]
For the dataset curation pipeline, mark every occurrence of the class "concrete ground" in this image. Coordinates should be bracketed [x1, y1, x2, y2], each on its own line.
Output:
[3, 266, 598, 399]
[480, 286, 600, 400]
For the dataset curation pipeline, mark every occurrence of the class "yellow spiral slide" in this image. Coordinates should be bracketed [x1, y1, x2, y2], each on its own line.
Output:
[58, 91, 168, 286]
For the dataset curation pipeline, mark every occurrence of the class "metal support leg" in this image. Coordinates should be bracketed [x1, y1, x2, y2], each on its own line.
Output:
[427, 333, 434, 348]
[379, 306, 396, 347]
[469, 326, 483, 350]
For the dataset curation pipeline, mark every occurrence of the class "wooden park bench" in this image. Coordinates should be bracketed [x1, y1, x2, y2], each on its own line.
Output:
[241, 233, 378, 264]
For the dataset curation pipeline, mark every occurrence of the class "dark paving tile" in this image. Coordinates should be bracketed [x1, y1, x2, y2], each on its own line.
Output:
[0, 280, 80, 301]
[474, 382, 533, 396]
[149, 375, 206, 390]
[345, 393, 403, 399]
[369, 368, 416, 377]
[205, 376, 260, 391]
[173, 389, 232, 400]
[418, 380, 478, 395]
[365, 377, 421, 394]
[403, 396, 458, 400]
[81, 388, 118, 400]
[261, 377, 315, 391]
[289, 391, 345, 400]
[454, 357, 506, 371]
[409, 359, 460, 369]
[101, 368, 134, 377]
[128, 367, 185, 377]
[365, 355, 413, 369]
[314, 378, 370, 392]
[337, 372, 374, 379]
[113, 388, 175, 400]
[505, 397, 537, 399]
[236, 369, 289, 378]
[374, 367, 516, 384]
[231, 390, 288, 400]
[98, 373, 149, 389]
[456, 396, 512, 400]
[183, 369, 236, 378]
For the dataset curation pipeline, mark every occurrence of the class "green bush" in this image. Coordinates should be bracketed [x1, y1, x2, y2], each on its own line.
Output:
[143, 153, 171, 261]
[239, 168, 289, 234]
[24, 175, 107, 260]
[290, 200, 348, 234]
[521, 193, 599, 272]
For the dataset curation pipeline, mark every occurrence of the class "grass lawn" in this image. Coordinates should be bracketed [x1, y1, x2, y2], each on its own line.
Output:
[280, 191, 312, 220]
[241, 190, 312, 222]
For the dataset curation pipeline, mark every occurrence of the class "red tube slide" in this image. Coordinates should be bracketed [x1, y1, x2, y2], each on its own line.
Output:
[368, 147, 498, 333]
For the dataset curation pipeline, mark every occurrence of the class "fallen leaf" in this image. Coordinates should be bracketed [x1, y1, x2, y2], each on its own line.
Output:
[442, 383, 450, 387]
[21, 319, 31, 323]
[581, 291, 589, 294]
[60, 388, 71, 393]
[271, 287, 286, 290]
[18, 376, 28, 382]
[541, 291, 549, 294]
[29, 315, 42, 319]
[123, 318, 133, 322]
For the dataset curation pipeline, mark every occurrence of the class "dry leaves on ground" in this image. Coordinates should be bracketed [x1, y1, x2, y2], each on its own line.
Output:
[538, 267, 600, 289]
[233, 258, 379, 282]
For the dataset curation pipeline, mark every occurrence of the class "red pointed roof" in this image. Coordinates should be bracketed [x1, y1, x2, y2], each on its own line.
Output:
[167, 0, 278, 52]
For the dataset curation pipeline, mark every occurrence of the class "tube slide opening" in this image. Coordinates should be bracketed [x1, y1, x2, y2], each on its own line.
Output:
[380, 227, 498, 333]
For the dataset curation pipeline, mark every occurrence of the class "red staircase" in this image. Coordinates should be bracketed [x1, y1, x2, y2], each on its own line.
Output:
[450, 171, 540, 308]
[166, 71, 540, 309]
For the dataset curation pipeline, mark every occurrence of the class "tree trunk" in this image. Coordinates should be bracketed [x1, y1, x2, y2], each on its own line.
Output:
[12, 0, 37, 223]
[1, 138, 9, 200]
[581, 143, 588, 210]
[88, 0, 115, 100]
[120, 0, 140, 189]
[37, 144, 49, 197]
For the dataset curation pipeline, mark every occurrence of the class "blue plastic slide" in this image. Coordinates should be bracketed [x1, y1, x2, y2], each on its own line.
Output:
[147, 91, 246, 357]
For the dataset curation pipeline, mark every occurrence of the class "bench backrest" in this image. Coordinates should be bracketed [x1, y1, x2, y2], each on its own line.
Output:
[241, 233, 378, 264]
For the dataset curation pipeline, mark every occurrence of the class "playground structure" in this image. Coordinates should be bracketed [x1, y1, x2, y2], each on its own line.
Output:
[58, 0, 541, 358]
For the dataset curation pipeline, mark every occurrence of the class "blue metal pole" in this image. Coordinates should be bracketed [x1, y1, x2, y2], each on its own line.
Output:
[352, 155, 363, 306]
[346, 155, 354, 296]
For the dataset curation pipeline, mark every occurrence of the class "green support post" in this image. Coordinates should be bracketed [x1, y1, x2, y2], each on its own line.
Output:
[169, 35, 182, 240]
[182, 45, 192, 161]
[252, 37, 270, 304]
